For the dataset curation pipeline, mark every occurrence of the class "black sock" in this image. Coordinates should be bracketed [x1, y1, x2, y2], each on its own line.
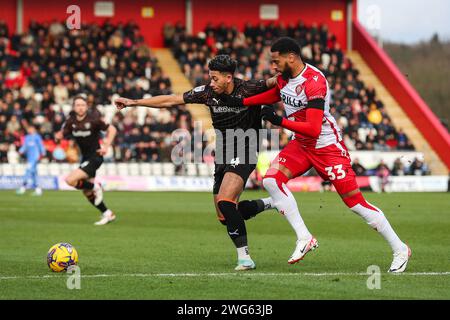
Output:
[76, 180, 94, 190]
[95, 201, 108, 213]
[86, 193, 108, 213]
[218, 200, 248, 248]
[238, 199, 266, 220]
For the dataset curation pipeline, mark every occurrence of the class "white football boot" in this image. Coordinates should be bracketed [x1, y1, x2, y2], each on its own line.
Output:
[388, 244, 411, 273]
[234, 258, 256, 271]
[288, 236, 319, 264]
[94, 210, 116, 226]
[16, 186, 26, 195]
[93, 182, 103, 206]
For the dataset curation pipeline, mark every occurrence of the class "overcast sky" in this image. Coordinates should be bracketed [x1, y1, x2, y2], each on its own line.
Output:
[358, 0, 450, 43]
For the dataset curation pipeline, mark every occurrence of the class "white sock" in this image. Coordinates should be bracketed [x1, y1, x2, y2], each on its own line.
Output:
[263, 177, 312, 241]
[350, 203, 405, 253]
[261, 197, 274, 210]
[237, 246, 251, 260]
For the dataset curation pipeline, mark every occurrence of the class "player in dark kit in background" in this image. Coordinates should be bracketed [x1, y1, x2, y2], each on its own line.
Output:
[55, 96, 118, 226]
[115, 55, 277, 270]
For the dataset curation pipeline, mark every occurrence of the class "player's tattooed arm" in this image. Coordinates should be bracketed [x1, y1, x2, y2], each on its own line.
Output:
[265, 74, 280, 88]
[115, 95, 185, 110]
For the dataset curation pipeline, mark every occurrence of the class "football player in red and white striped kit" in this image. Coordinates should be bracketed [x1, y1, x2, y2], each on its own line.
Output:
[223, 37, 411, 273]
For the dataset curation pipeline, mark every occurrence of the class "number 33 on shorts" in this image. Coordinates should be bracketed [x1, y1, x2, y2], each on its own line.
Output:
[325, 164, 346, 180]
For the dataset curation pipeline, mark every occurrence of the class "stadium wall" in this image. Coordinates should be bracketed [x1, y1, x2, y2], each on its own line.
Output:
[191, 0, 349, 49]
[3, 0, 186, 47]
[3, 0, 349, 48]
[352, 21, 450, 171]
[1, 0, 17, 33]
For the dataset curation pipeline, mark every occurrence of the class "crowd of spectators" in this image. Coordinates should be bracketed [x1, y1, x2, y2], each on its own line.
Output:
[165, 21, 416, 152]
[0, 20, 195, 164]
[351, 157, 430, 177]
[0, 19, 428, 175]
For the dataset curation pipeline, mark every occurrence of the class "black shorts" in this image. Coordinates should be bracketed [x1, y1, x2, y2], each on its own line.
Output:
[79, 156, 103, 178]
[213, 163, 256, 195]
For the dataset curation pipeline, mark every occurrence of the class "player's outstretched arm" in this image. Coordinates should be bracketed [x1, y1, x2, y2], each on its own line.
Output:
[115, 95, 185, 110]
[220, 86, 281, 107]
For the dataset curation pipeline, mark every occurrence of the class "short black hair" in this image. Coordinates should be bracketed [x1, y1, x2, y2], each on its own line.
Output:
[270, 37, 301, 56]
[208, 55, 237, 74]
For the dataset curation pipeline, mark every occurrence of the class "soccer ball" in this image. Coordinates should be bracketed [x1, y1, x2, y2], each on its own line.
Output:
[47, 243, 79, 272]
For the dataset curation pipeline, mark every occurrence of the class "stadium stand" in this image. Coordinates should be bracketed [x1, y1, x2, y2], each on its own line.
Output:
[0, 20, 201, 167]
[0, 19, 431, 177]
[166, 22, 418, 154]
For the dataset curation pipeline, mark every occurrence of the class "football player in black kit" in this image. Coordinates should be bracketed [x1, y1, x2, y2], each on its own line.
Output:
[115, 55, 277, 270]
[55, 96, 117, 226]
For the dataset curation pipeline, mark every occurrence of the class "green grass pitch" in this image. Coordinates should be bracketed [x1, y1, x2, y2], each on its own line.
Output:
[0, 190, 449, 299]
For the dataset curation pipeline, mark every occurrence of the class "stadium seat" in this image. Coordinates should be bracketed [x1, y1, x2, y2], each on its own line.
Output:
[151, 163, 163, 176]
[37, 164, 49, 175]
[13, 164, 26, 176]
[52, 105, 62, 113]
[128, 163, 140, 176]
[185, 163, 197, 176]
[207, 164, 215, 176]
[59, 163, 71, 175]
[139, 163, 152, 176]
[4, 164, 13, 175]
[103, 105, 116, 124]
[117, 163, 129, 176]
[162, 163, 175, 176]
[61, 104, 72, 116]
[197, 163, 210, 177]
[137, 107, 148, 125]
[2, 164, 14, 175]
[105, 163, 118, 176]
[48, 163, 60, 176]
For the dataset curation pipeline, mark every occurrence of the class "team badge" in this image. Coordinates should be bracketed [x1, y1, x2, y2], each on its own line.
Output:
[230, 157, 240, 168]
[295, 83, 305, 96]
[85, 123, 91, 129]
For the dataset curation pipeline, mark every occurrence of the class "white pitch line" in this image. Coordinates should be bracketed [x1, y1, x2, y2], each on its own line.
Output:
[1, 272, 450, 280]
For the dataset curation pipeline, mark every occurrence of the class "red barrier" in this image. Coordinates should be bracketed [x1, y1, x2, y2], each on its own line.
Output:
[352, 21, 450, 171]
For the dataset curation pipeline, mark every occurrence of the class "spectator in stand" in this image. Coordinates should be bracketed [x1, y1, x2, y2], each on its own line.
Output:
[352, 158, 367, 176]
[0, 21, 197, 163]
[376, 160, 391, 193]
[408, 158, 429, 176]
[392, 158, 405, 176]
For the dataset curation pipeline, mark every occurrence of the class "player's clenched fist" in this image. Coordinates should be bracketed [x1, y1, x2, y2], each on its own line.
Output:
[115, 97, 137, 110]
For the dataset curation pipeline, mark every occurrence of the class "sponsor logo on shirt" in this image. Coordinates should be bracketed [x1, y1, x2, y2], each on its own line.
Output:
[281, 93, 305, 108]
[72, 130, 92, 137]
[212, 106, 242, 113]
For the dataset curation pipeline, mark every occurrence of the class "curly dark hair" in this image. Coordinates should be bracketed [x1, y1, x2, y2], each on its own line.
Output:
[270, 37, 301, 56]
[208, 55, 237, 74]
